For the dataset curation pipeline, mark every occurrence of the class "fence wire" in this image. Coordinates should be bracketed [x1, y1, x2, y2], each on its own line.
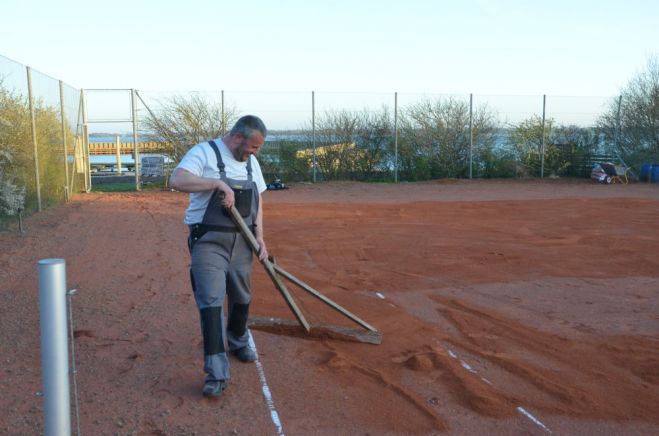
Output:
[3, 54, 657, 232]
[1, 54, 87, 231]
[102, 89, 656, 184]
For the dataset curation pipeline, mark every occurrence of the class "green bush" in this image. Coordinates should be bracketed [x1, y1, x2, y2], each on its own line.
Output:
[1, 84, 75, 229]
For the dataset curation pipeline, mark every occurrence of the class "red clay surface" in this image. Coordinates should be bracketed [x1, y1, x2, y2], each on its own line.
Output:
[1, 179, 659, 435]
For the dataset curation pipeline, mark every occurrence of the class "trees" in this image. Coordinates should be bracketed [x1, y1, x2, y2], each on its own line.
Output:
[0, 84, 68, 220]
[141, 93, 238, 162]
[0, 148, 25, 217]
[509, 116, 550, 176]
[313, 109, 360, 180]
[508, 117, 607, 177]
[508, 116, 577, 177]
[258, 140, 310, 182]
[0, 86, 32, 187]
[291, 98, 503, 182]
[398, 97, 498, 179]
[353, 107, 393, 179]
[310, 107, 394, 181]
[598, 56, 659, 165]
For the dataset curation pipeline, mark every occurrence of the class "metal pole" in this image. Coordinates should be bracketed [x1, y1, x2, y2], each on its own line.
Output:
[469, 93, 473, 179]
[18, 207, 24, 235]
[131, 89, 140, 190]
[614, 95, 630, 179]
[115, 135, 122, 175]
[67, 289, 81, 436]
[540, 94, 546, 178]
[615, 94, 622, 136]
[81, 90, 90, 193]
[221, 90, 225, 135]
[614, 95, 622, 152]
[59, 81, 70, 202]
[68, 90, 83, 195]
[27, 67, 42, 211]
[83, 124, 90, 193]
[38, 259, 71, 436]
[312, 90, 316, 183]
[394, 91, 398, 183]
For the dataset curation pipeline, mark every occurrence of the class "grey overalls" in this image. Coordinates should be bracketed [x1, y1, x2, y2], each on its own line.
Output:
[188, 140, 259, 382]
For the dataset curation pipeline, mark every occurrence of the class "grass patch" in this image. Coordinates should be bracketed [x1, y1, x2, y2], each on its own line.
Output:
[92, 182, 136, 192]
[91, 182, 165, 192]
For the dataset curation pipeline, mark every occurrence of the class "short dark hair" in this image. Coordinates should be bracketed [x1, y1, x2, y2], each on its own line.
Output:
[230, 115, 267, 139]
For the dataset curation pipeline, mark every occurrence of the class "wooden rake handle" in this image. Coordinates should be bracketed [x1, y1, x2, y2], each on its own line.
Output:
[226, 205, 310, 332]
[270, 260, 378, 333]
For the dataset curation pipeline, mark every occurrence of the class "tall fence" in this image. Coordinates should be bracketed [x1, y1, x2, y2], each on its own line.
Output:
[0, 54, 88, 231]
[134, 90, 642, 183]
[3, 53, 656, 232]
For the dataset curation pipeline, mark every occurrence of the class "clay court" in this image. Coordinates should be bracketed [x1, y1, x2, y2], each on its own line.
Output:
[1, 179, 658, 435]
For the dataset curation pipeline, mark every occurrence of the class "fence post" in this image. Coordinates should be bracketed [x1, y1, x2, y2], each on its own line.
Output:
[614, 95, 629, 175]
[469, 93, 473, 179]
[394, 91, 398, 183]
[221, 90, 225, 135]
[81, 90, 90, 193]
[312, 90, 316, 183]
[614, 94, 622, 149]
[26, 66, 43, 211]
[540, 94, 546, 178]
[131, 89, 140, 190]
[59, 81, 70, 202]
[83, 124, 90, 193]
[116, 135, 122, 175]
[38, 259, 71, 436]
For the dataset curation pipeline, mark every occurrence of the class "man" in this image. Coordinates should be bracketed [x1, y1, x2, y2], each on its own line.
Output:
[169, 115, 269, 397]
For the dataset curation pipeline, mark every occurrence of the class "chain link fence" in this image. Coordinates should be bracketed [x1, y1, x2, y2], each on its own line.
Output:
[1, 54, 87, 231]
[135, 90, 645, 184]
[3, 53, 656, 231]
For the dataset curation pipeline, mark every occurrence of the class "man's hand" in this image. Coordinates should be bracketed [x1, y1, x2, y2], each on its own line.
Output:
[170, 168, 234, 198]
[217, 180, 235, 208]
[257, 237, 268, 261]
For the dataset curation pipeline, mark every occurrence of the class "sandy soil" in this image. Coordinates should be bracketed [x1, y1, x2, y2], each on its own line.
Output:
[1, 178, 658, 435]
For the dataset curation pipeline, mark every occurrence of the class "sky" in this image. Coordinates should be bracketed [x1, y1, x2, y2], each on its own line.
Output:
[1, 0, 658, 129]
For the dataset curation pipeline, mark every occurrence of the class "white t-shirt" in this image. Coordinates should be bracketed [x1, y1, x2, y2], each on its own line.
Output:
[175, 138, 267, 224]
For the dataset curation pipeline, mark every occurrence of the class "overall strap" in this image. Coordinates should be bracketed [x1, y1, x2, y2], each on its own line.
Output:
[208, 140, 225, 177]
[209, 139, 252, 180]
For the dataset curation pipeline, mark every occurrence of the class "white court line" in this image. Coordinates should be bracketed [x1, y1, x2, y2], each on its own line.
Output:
[460, 360, 478, 374]
[480, 376, 493, 386]
[248, 330, 285, 436]
[438, 342, 551, 433]
[517, 407, 552, 434]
